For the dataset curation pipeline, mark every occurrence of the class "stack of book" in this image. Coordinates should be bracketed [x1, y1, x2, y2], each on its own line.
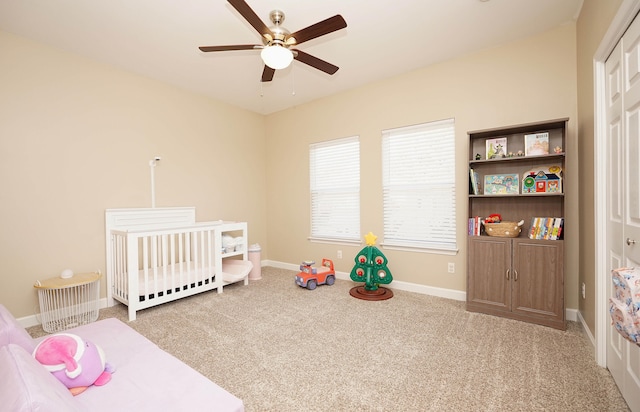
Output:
[468, 216, 484, 236]
[529, 217, 563, 240]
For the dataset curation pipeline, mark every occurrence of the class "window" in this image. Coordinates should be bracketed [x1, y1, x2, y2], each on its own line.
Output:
[309, 136, 360, 243]
[382, 118, 456, 252]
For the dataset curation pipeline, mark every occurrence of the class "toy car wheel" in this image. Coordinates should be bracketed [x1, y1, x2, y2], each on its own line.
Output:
[326, 275, 335, 286]
[307, 279, 317, 290]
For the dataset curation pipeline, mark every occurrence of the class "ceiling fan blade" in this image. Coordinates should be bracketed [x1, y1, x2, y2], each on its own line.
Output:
[199, 45, 261, 52]
[287, 15, 347, 45]
[227, 0, 273, 39]
[293, 50, 339, 75]
[261, 66, 276, 82]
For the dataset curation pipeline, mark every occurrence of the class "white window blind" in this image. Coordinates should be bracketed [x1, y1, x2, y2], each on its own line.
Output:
[310, 136, 360, 242]
[382, 119, 456, 252]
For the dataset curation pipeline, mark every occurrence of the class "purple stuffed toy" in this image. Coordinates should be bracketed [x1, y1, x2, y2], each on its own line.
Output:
[33, 333, 115, 395]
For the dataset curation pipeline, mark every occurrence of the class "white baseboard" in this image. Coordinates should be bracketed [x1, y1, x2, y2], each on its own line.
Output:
[267, 259, 467, 301]
[577, 310, 596, 356]
[267, 260, 578, 321]
[19, 260, 577, 328]
[17, 298, 111, 329]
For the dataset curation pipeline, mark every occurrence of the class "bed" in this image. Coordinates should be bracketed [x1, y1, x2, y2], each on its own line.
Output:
[0, 304, 245, 411]
[105, 207, 252, 321]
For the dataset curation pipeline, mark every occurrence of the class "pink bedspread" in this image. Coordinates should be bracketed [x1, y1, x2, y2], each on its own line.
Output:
[42, 318, 244, 412]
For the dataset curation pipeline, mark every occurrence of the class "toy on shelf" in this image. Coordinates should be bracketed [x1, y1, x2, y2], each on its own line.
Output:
[485, 213, 502, 223]
[522, 165, 563, 194]
[295, 259, 335, 290]
[349, 232, 394, 301]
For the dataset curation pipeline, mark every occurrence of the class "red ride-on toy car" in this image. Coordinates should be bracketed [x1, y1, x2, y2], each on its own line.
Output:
[295, 259, 335, 290]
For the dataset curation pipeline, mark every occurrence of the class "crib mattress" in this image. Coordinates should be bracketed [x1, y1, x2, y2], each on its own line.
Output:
[136, 260, 252, 299]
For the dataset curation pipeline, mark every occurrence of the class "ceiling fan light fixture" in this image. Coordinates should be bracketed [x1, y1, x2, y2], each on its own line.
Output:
[261, 44, 293, 70]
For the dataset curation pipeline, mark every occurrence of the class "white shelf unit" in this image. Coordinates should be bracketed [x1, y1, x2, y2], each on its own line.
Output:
[215, 221, 251, 286]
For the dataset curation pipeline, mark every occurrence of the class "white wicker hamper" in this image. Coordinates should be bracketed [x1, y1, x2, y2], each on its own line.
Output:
[34, 272, 101, 333]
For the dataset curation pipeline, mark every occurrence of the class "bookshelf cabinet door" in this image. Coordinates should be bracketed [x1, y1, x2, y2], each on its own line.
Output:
[467, 237, 511, 312]
[511, 239, 565, 328]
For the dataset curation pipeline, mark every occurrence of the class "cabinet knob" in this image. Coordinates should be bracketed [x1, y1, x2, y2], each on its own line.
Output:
[627, 238, 636, 246]
[506, 269, 510, 280]
[513, 269, 518, 281]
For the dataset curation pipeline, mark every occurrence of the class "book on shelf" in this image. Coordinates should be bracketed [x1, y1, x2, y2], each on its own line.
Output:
[528, 217, 563, 240]
[469, 168, 480, 195]
[486, 137, 507, 159]
[524, 132, 550, 156]
[484, 174, 519, 195]
[552, 218, 563, 239]
[529, 217, 539, 239]
[468, 216, 484, 236]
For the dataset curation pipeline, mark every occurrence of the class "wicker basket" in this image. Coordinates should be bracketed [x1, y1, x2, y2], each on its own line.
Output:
[484, 221, 522, 238]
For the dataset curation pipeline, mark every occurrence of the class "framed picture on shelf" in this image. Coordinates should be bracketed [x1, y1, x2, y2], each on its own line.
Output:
[485, 137, 507, 159]
[484, 174, 519, 195]
[524, 132, 549, 156]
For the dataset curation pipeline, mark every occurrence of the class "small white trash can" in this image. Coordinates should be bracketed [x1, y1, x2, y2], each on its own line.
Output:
[248, 243, 262, 280]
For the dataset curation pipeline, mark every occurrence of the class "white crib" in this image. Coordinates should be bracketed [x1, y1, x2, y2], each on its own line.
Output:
[105, 207, 252, 321]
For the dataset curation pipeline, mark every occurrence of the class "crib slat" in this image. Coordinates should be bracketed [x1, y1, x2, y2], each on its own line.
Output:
[143, 237, 149, 301]
[207, 229, 213, 284]
[199, 230, 205, 285]
[126, 232, 139, 321]
[161, 234, 168, 296]
[170, 233, 176, 294]
[178, 234, 182, 287]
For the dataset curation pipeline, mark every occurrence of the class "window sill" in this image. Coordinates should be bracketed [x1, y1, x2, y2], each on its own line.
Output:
[380, 243, 458, 255]
[308, 237, 362, 246]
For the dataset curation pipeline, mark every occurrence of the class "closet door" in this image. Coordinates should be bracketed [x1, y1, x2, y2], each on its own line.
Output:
[622, 13, 640, 410]
[625, 11, 640, 269]
[607, 12, 640, 411]
[606, 36, 626, 402]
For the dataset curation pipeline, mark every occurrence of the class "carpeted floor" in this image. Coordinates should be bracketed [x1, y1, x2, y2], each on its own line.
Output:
[29, 267, 630, 411]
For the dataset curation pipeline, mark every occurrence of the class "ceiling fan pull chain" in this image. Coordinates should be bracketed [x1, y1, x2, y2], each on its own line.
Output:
[259, 59, 264, 97]
[291, 65, 296, 96]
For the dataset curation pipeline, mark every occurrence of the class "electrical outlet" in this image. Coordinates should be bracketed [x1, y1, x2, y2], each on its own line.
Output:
[448, 262, 455, 274]
[337, 250, 343, 259]
[582, 282, 586, 299]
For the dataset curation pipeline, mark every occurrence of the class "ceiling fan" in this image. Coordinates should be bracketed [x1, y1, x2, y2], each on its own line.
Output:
[199, 0, 347, 82]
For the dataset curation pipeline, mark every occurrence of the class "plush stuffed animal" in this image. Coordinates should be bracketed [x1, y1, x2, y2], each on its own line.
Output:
[33, 333, 115, 395]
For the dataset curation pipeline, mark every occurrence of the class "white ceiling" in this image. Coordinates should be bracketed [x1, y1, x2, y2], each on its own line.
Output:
[0, 0, 583, 115]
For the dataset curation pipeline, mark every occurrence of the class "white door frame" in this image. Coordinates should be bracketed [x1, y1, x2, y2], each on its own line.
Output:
[594, 0, 640, 367]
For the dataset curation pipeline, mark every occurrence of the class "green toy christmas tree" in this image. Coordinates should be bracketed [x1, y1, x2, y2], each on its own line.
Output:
[349, 232, 394, 301]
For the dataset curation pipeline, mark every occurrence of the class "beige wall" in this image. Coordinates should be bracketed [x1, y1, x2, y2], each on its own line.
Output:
[1, 20, 590, 321]
[266, 25, 579, 306]
[0, 31, 268, 318]
[576, 0, 624, 335]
